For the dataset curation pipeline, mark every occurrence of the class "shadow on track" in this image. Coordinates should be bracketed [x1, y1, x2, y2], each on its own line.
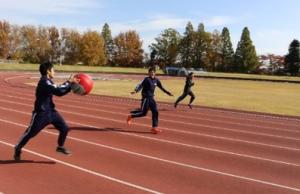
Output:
[68, 126, 153, 134]
[0, 160, 56, 165]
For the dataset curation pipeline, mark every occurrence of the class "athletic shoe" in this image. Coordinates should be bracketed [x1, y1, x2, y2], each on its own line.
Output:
[14, 147, 21, 161]
[151, 127, 162, 134]
[174, 103, 177, 108]
[127, 115, 132, 125]
[56, 146, 71, 155]
[188, 104, 192, 109]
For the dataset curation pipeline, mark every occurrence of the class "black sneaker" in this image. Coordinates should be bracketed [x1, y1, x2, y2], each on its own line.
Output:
[56, 146, 71, 155]
[14, 147, 22, 161]
[188, 104, 192, 109]
[174, 103, 177, 108]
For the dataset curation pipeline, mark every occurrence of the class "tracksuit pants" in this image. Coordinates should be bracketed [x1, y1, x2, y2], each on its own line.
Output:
[130, 97, 159, 128]
[15, 111, 69, 150]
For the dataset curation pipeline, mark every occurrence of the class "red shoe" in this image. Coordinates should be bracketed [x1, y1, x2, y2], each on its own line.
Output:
[127, 115, 132, 125]
[151, 127, 162, 134]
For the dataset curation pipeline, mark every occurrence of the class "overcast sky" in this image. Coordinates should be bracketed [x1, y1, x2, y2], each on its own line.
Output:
[0, 0, 299, 55]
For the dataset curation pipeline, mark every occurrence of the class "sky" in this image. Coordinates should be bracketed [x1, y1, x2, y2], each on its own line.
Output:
[0, 0, 300, 55]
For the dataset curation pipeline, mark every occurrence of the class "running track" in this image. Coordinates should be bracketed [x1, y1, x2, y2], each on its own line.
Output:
[0, 72, 300, 194]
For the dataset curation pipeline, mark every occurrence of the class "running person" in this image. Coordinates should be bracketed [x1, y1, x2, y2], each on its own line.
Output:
[14, 61, 79, 161]
[174, 72, 195, 109]
[127, 67, 173, 134]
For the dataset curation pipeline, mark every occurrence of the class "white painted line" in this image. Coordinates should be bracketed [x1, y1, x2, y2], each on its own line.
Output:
[1, 117, 300, 192]
[0, 140, 162, 194]
[0, 100, 300, 153]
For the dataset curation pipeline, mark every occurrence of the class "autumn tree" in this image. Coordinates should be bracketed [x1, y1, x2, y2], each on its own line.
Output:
[0, 20, 10, 59]
[48, 26, 61, 63]
[20, 25, 39, 63]
[61, 28, 81, 65]
[80, 31, 106, 66]
[36, 26, 51, 62]
[114, 30, 143, 67]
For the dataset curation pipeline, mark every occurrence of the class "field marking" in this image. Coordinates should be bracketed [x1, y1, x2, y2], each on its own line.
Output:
[1, 120, 300, 192]
[0, 139, 162, 194]
[1, 107, 300, 168]
[1, 93, 300, 143]
[0, 98, 300, 153]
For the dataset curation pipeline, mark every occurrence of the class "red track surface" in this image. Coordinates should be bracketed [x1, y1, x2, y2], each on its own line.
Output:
[0, 72, 300, 194]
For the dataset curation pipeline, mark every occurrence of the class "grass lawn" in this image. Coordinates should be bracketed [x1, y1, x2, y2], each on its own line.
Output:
[92, 78, 300, 117]
[2, 63, 300, 116]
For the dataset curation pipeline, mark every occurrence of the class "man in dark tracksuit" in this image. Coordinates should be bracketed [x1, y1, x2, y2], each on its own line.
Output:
[127, 68, 173, 134]
[14, 62, 79, 161]
[174, 72, 195, 109]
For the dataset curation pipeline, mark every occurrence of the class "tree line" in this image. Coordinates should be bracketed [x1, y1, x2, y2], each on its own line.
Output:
[0, 20, 299, 75]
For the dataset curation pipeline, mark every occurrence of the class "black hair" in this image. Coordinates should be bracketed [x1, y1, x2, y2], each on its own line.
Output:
[148, 67, 156, 72]
[39, 61, 53, 76]
[188, 72, 194, 76]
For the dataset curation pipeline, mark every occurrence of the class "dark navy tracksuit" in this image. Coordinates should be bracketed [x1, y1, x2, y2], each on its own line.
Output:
[130, 76, 171, 128]
[175, 76, 195, 106]
[15, 76, 72, 150]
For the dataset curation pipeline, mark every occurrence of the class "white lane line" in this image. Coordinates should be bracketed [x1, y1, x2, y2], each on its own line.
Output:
[0, 99, 300, 153]
[1, 87, 300, 128]
[0, 140, 162, 194]
[0, 108, 300, 168]
[1, 94, 300, 143]
[1, 120, 300, 192]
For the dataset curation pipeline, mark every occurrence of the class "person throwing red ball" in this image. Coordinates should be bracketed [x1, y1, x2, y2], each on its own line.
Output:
[14, 61, 80, 161]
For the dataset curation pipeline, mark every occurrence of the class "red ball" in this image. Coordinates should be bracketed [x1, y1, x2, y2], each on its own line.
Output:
[72, 73, 94, 95]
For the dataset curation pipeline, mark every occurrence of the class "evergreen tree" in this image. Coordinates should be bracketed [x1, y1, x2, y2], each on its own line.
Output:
[194, 23, 211, 70]
[209, 30, 223, 72]
[220, 27, 234, 72]
[284, 39, 300, 76]
[234, 27, 259, 73]
[101, 23, 114, 65]
[178, 22, 195, 68]
[149, 28, 181, 67]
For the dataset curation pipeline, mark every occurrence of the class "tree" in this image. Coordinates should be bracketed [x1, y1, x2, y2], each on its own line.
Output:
[60, 28, 81, 65]
[80, 31, 106, 66]
[194, 23, 211, 70]
[48, 26, 61, 63]
[149, 28, 181, 67]
[101, 23, 114, 65]
[20, 25, 39, 63]
[208, 30, 223, 71]
[36, 26, 51, 63]
[8, 25, 22, 60]
[234, 27, 259, 73]
[114, 30, 143, 67]
[179, 22, 196, 68]
[284, 39, 300, 76]
[0, 20, 10, 59]
[220, 27, 234, 72]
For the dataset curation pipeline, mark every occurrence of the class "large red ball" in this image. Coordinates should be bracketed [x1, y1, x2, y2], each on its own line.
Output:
[72, 73, 94, 95]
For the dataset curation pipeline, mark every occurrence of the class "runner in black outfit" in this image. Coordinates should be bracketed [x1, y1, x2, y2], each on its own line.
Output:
[174, 72, 195, 109]
[127, 67, 173, 134]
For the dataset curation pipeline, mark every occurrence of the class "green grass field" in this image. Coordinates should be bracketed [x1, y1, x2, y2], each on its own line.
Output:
[2, 63, 300, 116]
[92, 78, 300, 117]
